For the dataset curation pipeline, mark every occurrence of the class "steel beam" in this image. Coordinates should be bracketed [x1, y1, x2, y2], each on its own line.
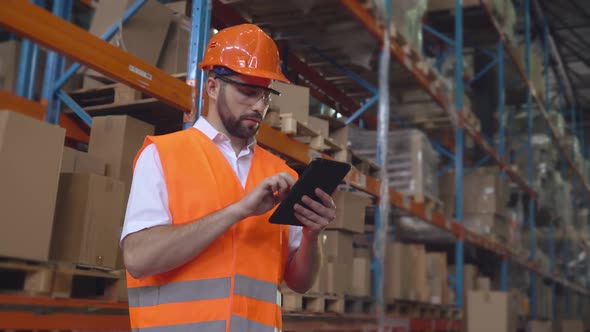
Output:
[0, 0, 192, 113]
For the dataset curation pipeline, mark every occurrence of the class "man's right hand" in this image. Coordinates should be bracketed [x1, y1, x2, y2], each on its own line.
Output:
[235, 172, 296, 219]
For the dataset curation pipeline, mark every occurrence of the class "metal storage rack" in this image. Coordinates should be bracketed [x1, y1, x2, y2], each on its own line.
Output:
[0, 0, 589, 330]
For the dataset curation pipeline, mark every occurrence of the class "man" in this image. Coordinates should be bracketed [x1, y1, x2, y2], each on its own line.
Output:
[120, 24, 336, 332]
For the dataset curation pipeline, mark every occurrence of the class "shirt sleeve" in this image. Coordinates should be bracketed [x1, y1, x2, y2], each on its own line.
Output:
[120, 143, 171, 245]
[288, 225, 303, 259]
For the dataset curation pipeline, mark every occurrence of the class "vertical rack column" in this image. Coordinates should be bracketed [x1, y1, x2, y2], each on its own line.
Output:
[184, 0, 212, 128]
[453, 0, 465, 309]
[524, 0, 537, 319]
[498, 41, 509, 292]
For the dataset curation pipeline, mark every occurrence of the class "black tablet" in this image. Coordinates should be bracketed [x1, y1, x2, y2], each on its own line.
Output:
[269, 158, 352, 226]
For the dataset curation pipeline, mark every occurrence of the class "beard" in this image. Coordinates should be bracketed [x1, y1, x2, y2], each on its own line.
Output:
[217, 87, 262, 139]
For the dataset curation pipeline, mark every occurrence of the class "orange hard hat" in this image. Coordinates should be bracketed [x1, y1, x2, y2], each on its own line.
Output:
[198, 24, 290, 83]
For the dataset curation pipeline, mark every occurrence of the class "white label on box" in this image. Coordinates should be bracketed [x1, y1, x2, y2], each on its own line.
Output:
[484, 187, 494, 195]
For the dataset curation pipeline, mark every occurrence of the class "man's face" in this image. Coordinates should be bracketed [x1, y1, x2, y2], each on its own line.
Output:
[216, 74, 272, 139]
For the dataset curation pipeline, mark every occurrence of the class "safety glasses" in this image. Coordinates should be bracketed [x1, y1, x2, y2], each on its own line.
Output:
[215, 75, 280, 106]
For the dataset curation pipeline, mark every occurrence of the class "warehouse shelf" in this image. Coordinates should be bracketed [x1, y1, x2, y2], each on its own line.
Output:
[477, 1, 590, 196]
[1, 0, 589, 329]
[338, 0, 536, 197]
[0, 89, 89, 143]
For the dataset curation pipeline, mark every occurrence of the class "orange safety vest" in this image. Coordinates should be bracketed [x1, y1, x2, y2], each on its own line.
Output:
[126, 127, 297, 332]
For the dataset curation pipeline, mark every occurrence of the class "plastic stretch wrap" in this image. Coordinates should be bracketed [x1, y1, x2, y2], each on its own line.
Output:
[394, 215, 455, 243]
[398, 0, 427, 55]
[510, 110, 565, 137]
[350, 127, 439, 200]
[507, 133, 558, 181]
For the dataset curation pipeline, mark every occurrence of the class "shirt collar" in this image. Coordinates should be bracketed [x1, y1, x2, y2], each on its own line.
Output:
[193, 116, 257, 150]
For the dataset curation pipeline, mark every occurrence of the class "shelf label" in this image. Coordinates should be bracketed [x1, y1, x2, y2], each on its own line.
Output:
[129, 64, 153, 81]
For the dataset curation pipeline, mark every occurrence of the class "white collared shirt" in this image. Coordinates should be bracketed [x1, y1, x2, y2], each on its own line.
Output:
[120, 117, 302, 257]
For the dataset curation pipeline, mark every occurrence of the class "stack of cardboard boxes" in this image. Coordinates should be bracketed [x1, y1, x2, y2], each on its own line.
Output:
[463, 167, 510, 242]
[303, 190, 372, 296]
[52, 115, 154, 270]
[0, 110, 153, 273]
[384, 242, 452, 304]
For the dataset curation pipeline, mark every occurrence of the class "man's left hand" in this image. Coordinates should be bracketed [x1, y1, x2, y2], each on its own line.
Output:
[294, 188, 336, 236]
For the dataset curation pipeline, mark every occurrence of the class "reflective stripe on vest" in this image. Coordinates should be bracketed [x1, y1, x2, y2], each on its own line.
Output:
[234, 274, 280, 305]
[132, 320, 226, 332]
[128, 277, 231, 307]
[128, 274, 279, 308]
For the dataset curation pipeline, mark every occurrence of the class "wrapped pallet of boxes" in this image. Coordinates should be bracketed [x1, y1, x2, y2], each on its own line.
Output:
[463, 166, 510, 242]
[508, 133, 558, 181]
[465, 291, 517, 332]
[0, 111, 65, 261]
[349, 128, 439, 202]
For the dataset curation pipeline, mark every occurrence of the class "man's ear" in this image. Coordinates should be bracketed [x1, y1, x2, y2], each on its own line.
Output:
[206, 77, 219, 101]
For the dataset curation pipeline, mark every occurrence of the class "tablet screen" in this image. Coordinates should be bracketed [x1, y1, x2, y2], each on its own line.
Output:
[269, 158, 352, 226]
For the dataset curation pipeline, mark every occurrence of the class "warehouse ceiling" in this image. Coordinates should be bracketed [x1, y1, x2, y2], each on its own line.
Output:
[539, 0, 590, 124]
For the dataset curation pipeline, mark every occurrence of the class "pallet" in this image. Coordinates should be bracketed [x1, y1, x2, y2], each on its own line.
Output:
[348, 151, 380, 177]
[0, 259, 54, 295]
[282, 292, 345, 313]
[265, 112, 348, 162]
[344, 295, 374, 314]
[385, 300, 460, 319]
[69, 83, 144, 108]
[0, 258, 125, 301]
[400, 191, 443, 213]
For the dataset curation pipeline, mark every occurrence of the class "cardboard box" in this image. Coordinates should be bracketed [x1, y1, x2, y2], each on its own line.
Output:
[157, 13, 190, 74]
[270, 82, 310, 124]
[385, 242, 406, 300]
[0, 111, 65, 261]
[325, 262, 351, 294]
[426, 252, 448, 304]
[408, 244, 429, 302]
[328, 190, 372, 233]
[351, 256, 371, 296]
[477, 277, 491, 291]
[527, 321, 552, 332]
[61, 147, 106, 175]
[464, 166, 509, 215]
[354, 247, 371, 259]
[450, 264, 478, 299]
[322, 230, 353, 264]
[51, 173, 126, 269]
[466, 291, 516, 332]
[558, 320, 584, 332]
[0, 41, 19, 91]
[0, 110, 65, 261]
[308, 116, 329, 138]
[83, 0, 174, 86]
[88, 115, 154, 193]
